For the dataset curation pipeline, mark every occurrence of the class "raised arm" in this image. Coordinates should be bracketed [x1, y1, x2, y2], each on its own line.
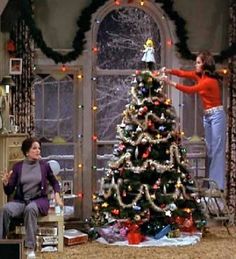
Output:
[166, 69, 200, 81]
[162, 76, 206, 94]
[2, 168, 18, 195]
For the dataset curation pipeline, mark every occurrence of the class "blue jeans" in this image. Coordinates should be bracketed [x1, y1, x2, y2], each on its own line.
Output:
[203, 109, 226, 190]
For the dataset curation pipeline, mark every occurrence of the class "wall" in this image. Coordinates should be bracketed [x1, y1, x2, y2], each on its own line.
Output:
[174, 0, 229, 53]
[34, 0, 91, 49]
[33, 0, 229, 53]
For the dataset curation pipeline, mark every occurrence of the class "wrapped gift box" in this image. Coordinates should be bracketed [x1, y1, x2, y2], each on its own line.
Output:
[64, 229, 88, 246]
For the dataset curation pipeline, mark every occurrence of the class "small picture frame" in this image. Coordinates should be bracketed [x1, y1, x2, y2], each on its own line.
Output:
[62, 180, 73, 195]
[9, 58, 22, 75]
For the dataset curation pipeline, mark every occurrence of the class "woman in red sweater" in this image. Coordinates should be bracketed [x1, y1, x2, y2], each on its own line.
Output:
[163, 51, 226, 190]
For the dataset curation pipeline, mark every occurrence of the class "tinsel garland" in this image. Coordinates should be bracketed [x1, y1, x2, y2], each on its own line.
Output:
[109, 143, 184, 172]
[20, 0, 235, 64]
[102, 176, 188, 212]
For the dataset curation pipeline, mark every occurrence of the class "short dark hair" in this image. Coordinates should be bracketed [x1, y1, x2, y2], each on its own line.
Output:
[21, 137, 41, 156]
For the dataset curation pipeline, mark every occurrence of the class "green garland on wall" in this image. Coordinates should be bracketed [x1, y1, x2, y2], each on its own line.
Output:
[21, 0, 235, 64]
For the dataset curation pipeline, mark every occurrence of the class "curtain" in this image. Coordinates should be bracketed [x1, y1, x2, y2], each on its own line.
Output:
[11, 18, 35, 135]
[227, 0, 236, 219]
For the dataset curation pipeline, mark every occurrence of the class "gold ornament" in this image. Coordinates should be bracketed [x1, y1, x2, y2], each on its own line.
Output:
[128, 185, 132, 191]
[101, 202, 109, 208]
[150, 194, 156, 199]
[165, 98, 172, 105]
[147, 77, 153, 83]
[134, 214, 141, 221]
[94, 205, 99, 211]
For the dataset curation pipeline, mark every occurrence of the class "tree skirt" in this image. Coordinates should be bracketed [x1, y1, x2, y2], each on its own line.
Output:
[96, 232, 202, 247]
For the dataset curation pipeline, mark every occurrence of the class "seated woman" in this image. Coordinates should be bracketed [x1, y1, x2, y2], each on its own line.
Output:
[0, 137, 63, 258]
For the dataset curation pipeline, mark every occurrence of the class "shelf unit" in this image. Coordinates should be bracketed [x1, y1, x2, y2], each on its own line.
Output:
[0, 133, 28, 208]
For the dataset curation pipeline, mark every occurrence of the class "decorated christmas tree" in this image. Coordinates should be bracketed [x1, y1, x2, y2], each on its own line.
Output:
[91, 64, 205, 243]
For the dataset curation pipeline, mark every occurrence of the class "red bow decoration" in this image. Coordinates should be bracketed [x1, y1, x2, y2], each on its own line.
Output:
[7, 40, 16, 53]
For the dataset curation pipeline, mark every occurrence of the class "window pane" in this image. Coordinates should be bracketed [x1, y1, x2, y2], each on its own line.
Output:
[34, 75, 74, 142]
[44, 82, 58, 120]
[35, 82, 43, 119]
[97, 7, 161, 69]
[96, 75, 131, 140]
[59, 79, 74, 140]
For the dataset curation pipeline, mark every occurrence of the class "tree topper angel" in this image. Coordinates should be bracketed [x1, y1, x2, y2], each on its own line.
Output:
[141, 38, 156, 71]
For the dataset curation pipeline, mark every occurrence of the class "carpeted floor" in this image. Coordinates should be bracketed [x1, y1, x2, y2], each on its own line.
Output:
[36, 226, 236, 259]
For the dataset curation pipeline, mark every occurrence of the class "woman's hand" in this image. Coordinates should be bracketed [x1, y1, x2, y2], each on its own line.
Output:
[160, 67, 172, 74]
[1, 169, 13, 186]
[54, 192, 64, 207]
[162, 77, 177, 87]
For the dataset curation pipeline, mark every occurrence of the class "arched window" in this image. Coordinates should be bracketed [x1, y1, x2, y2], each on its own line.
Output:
[96, 7, 161, 141]
[90, 4, 174, 195]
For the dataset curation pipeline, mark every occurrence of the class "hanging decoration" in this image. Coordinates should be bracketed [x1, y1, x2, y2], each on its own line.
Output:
[10, 18, 35, 135]
[6, 39, 16, 55]
[20, 0, 235, 64]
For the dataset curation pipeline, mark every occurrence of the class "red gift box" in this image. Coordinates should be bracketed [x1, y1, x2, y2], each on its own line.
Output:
[127, 232, 143, 244]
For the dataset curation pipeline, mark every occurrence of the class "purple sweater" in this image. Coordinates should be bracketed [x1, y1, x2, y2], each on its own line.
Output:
[3, 160, 60, 216]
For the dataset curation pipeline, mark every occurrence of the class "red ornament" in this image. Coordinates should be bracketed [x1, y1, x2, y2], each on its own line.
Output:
[7, 39, 16, 53]
[166, 39, 173, 47]
[118, 144, 126, 150]
[142, 146, 151, 158]
[147, 120, 153, 127]
[77, 192, 83, 198]
[61, 64, 66, 72]
[153, 184, 158, 190]
[92, 135, 98, 141]
[175, 216, 185, 225]
[152, 70, 160, 77]
[114, 0, 120, 5]
[143, 106, 148, 113]
[92, 47, 99, 53]
[111, 209, 120, 215]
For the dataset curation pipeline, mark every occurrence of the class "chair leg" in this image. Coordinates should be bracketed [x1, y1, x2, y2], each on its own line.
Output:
[57, 220, 64, 252]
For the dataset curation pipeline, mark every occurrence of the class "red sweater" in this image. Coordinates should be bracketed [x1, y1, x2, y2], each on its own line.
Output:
[170, 69, 222, 110]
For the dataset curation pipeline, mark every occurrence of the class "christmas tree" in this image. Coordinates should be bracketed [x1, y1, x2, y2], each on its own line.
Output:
[91, 68, 205, 243]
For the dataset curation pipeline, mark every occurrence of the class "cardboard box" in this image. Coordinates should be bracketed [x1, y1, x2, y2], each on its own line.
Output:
[64, 229, 88, 246]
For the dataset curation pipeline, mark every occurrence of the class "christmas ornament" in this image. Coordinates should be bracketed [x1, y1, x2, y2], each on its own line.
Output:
[175, 216, 185, 225]
[7, 39, 16, 54]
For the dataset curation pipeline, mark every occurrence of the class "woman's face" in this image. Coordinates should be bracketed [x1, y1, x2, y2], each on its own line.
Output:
[27, 141, 41, 160]
[195, 56, 203, 73]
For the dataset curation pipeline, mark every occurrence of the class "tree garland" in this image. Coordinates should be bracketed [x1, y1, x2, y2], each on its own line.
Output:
[20, 0, 235, 64]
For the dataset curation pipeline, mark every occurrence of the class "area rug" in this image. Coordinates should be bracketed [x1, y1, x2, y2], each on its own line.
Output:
[96, 232, 202, 247]
[38, 226, 236, 259]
